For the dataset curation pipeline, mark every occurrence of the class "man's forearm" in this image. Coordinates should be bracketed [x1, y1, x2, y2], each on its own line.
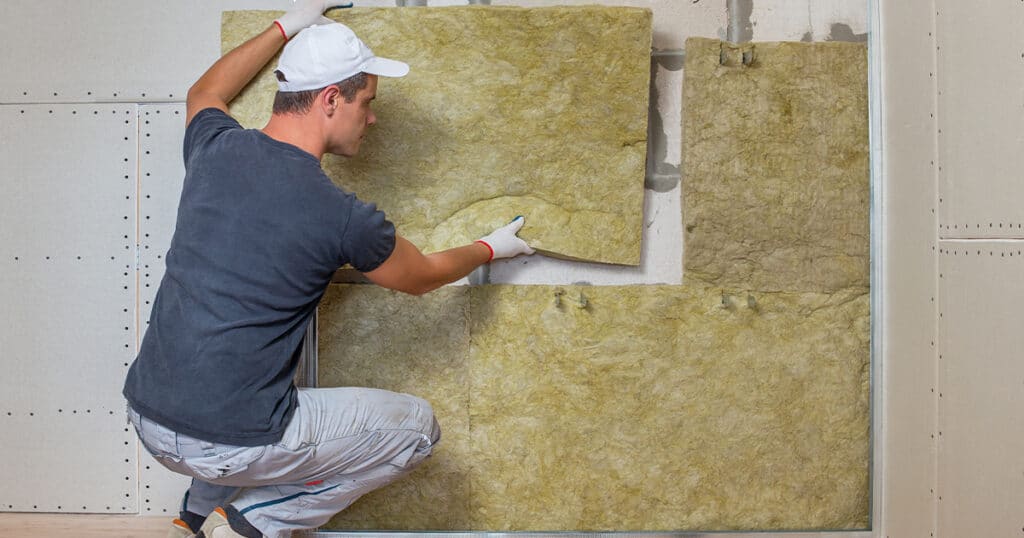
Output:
[419, 242, 493, 291]
[363, 236, 492, 296]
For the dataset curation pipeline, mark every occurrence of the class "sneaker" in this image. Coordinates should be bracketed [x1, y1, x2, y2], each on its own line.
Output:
[167, 518, 196, 538]
[196, 507, 245, 538]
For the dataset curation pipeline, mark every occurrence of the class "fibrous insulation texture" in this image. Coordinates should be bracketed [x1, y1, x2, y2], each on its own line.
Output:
[311, 34, 870, 532]
[319, 284, 870, 531]
[223, 7, 652, 265]
[683, 38, 869, 293]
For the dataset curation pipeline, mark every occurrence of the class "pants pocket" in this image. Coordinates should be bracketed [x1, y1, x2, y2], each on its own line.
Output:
[185, 445, 267, 481]
[140, 440, 183, 463]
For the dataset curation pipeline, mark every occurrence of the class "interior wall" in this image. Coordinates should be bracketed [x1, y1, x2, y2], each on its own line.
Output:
[932, 0, 1024, 536]
[0, 104, 141, 514]
[876, 0, 1024, 536]
[0, 0, 877, 532]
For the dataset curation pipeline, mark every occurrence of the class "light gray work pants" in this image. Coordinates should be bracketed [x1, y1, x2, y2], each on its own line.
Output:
[128, 387, 440, 538]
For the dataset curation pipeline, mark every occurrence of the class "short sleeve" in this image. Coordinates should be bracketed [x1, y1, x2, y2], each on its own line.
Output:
[182, 108, 242, 165]
[340, 199, 396, 273]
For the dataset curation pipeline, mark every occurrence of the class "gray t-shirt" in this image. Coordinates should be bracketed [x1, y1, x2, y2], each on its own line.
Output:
[123, 108, 395, 446]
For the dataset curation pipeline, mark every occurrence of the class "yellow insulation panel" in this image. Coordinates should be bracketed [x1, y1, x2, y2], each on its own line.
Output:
[318, 284, 870, 531]
[682, 38, 870, 293]
[318, 285, 472, 530]
[223, 7, 651, 265]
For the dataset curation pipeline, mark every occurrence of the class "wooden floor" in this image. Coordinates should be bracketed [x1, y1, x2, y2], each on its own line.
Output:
[0, 514, 170, 537]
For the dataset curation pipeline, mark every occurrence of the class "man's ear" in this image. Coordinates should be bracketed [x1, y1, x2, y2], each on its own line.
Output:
[320, 85, 342, 116]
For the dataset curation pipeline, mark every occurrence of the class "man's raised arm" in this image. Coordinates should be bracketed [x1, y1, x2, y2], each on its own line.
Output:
[185, 0, 353, 125]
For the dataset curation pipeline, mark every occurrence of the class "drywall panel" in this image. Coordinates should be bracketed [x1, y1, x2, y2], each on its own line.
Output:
[874, 0, 940, 535]
[0, 413, 139, 513]
[318, 285, 472, 530]
[683, 38, 870, 294]
[316, 283, 870, 531]
[0, 0, 394, 103]
[137, 104, 193, 516]
[225, 7, 651, 265]
[937, 241, 1024, 537]
[0, 104, 139, 512]
[935, 1, 1024, 239]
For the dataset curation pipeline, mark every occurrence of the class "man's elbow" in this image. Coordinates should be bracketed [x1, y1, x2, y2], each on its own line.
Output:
[400, 281, 440, 296]
[185, 83, 205, 103]
[186, 84, 217, 105]
[371, 275, 438, 296]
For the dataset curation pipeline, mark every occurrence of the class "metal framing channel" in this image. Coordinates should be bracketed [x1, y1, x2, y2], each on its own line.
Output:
[867, 0, 883, 531]
[299, 528, 868, 532]
[295, 311, 319, 389]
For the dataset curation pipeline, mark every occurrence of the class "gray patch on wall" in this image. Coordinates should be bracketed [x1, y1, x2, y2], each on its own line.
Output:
[828, 23, 867, 42]
[646, 51, 683, 193]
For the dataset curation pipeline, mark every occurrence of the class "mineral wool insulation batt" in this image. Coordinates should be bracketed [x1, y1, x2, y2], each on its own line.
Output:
[225, 7, 870, 532]
[224, 6, 652, 265]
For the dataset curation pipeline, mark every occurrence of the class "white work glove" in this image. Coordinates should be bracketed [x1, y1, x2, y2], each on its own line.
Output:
[274, 0, 354, 39]
[476, 216, 536, 261]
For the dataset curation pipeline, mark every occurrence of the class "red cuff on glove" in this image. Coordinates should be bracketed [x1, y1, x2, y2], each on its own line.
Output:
[273, 20, 289, 41]
[475, 240, 495, 262]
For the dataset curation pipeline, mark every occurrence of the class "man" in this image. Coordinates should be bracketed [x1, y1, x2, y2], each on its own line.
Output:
[122, 2, 534, 537]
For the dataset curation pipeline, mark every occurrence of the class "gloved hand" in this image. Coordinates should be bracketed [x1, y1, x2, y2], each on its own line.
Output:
[476, 216, 535, 261]
[274, 0, 354, 40]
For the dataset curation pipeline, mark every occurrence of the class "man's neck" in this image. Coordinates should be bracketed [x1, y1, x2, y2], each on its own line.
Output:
[261, 114, 325, 161]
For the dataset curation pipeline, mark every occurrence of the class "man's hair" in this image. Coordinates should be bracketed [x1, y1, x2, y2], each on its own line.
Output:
[271, 72, 370, 115]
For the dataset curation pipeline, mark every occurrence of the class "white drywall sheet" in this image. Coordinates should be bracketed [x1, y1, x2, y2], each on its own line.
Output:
[874, 0, 939, 535]
[937, 241, 1024, 538]
[137, 104, 192, 515]
[935, 0, 1024, 238]
[0, 104, 139, 513]
[0, 0, 371, 104]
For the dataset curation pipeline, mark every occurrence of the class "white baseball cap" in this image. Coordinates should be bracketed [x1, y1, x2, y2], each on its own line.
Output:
[274, 23, 409, 92]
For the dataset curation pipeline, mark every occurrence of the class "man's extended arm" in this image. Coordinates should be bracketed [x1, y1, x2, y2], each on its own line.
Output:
[365, 217, 534, 295]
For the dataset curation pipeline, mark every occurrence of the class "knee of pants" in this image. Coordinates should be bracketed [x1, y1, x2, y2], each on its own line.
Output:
[405, 394, 441, 446]
[428, 414, 441, 446]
